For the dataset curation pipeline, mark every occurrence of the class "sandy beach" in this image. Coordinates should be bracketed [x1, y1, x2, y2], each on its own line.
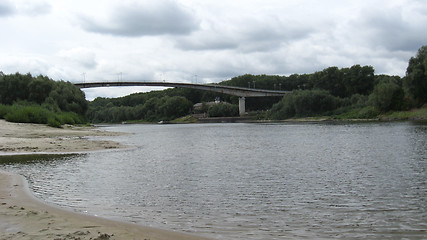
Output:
[0, 120, 213, 240]
[0, 120, 125, 154]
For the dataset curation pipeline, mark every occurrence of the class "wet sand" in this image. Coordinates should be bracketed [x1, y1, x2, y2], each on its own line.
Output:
[0, 120, 214, 240]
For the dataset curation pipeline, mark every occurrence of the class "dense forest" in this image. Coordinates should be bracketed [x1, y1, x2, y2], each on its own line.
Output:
[0, 45, 425, 125]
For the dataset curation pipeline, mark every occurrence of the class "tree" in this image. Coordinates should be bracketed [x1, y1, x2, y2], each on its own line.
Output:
[312, 66, 346, 97]
[158, 96, 193, 120]
[48, 81, 88, 115]
[269, 89, 342, 119]
[28, 75, 54, 104]
[403, 45, 427, 106]
[0, 73, 32, 104]
[369, 80, 404, 112]
[207, 103, 239, 117]
[343, 65, 375, 96]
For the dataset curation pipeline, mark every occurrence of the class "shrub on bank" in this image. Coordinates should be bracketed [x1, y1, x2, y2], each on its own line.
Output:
[333, 106, 380, 119]
[1, 103, 86, 127]
[0, 104, 11, 118]
[269, 89, 343, 119]
[5, 105, 53, 124]
[207, 103, 239, 117]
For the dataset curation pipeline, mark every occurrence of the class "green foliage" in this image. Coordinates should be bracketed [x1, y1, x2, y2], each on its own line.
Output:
[48, 81, 88, 115]
[87, 95, 193, 123]
[207, 103, 239, 117]
[0, 104, 11, 118]
[56, 112, 85, 125]
[333, 106, 380, 119]
[5, 104, 53, 124]
[47, 117, 62, 128]
[1, 102, 85, 126]
[403, 45, 427, 106]
[0, 73, 32, 105]
[158, 96, 193, 120]
[223, 65, 375, 99]
[0, 72, 88, 122]
[368, 79, 404, 112]
[269, 90, 343, 119]
[28, 76, 54, 104]
[380, 107, 427, 120]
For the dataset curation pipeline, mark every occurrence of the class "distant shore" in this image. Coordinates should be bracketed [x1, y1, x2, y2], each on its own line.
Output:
[0, 120, 214, 240]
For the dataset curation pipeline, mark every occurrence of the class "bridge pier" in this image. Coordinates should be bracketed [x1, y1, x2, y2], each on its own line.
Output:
[239, 97, 245, 116]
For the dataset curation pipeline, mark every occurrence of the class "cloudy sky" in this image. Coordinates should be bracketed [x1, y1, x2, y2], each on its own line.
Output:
[1, 0, 426, 99]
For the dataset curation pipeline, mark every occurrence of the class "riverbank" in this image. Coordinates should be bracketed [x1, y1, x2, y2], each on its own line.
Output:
[0, 120, 214, 240]
[0, 119, 126, 154]
[0, 171, 213, 240]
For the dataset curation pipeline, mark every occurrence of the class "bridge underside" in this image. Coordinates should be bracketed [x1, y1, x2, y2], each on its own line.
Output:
[75, 81, 289, 116]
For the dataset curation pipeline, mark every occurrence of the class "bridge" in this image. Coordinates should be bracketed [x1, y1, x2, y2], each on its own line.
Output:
[75, 81, 290, 116]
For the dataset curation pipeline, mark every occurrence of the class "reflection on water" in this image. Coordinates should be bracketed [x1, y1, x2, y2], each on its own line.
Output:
[0, 154, 78, 165]
[1, 122, 426, 239]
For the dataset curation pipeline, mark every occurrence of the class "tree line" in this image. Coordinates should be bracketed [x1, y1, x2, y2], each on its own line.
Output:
[267, 46, 426, 119]
[0, 45, 425, 125]
[0, 73, 87, 127]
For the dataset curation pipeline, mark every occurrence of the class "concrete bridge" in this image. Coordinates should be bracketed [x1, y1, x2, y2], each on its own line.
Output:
[75, 81, 290, 116]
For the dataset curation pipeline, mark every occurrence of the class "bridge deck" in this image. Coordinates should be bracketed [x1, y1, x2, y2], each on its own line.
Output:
[74, 81, 290, 97]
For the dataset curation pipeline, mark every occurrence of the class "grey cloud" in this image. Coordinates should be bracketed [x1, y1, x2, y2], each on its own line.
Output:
[357, 7, 427, 52]
[175, 32, 238, 51]
[175, 17, 312, 52]
[0, 1, 15, 17]
[80, 1, 199, 37]
[238, 23, 311, 52]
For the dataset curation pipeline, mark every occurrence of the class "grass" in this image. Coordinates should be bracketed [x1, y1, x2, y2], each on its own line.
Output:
[379, 107, 427, 120]
[332, 106, 380, 120]
[0, 103, 86, 127]
[170, 115, 199, 123]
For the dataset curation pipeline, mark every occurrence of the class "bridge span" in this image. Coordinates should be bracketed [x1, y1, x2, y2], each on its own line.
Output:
[75, 81, 290, 116]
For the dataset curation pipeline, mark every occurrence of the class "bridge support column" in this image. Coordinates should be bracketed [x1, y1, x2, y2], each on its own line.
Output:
[239, 97, 246, 116]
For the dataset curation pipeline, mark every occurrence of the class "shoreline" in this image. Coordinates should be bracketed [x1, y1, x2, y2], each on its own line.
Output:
[0, 171, 213, 240]
[0, 120, 214, 240]
[0, 120, 127, 154]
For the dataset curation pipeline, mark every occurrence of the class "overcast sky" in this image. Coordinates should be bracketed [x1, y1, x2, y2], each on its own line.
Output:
[1, 0, 426, 99]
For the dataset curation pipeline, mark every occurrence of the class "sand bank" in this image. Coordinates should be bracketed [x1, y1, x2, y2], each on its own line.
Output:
[0, 120, 125, 154]
[0, 120, 214, 240]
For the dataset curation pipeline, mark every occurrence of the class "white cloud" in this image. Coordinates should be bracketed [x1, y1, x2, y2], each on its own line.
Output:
[0, 0, 425, 99]
[0, 0, 51, 17]
[58, 47, 97, 69]
[15, 0, 51, 16]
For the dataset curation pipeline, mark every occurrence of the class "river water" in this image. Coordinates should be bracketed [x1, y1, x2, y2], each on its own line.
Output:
[1, 122, 426, 239]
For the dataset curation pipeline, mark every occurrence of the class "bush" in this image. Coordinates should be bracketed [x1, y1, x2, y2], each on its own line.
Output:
[1, 102, 86, 126]
[5, 105, 53, 124]
[47, 117, 62, 128]
[207, 103, 239, 117]
[269, 89, 343, 119]
[56, 112, 85, 125]
[369, 81, 404, 112]
[0, 104, 11, 118]
[333, 106, 380, 119]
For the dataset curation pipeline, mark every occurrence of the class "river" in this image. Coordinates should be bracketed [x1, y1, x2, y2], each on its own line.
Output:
[1, 122, 426, 239]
